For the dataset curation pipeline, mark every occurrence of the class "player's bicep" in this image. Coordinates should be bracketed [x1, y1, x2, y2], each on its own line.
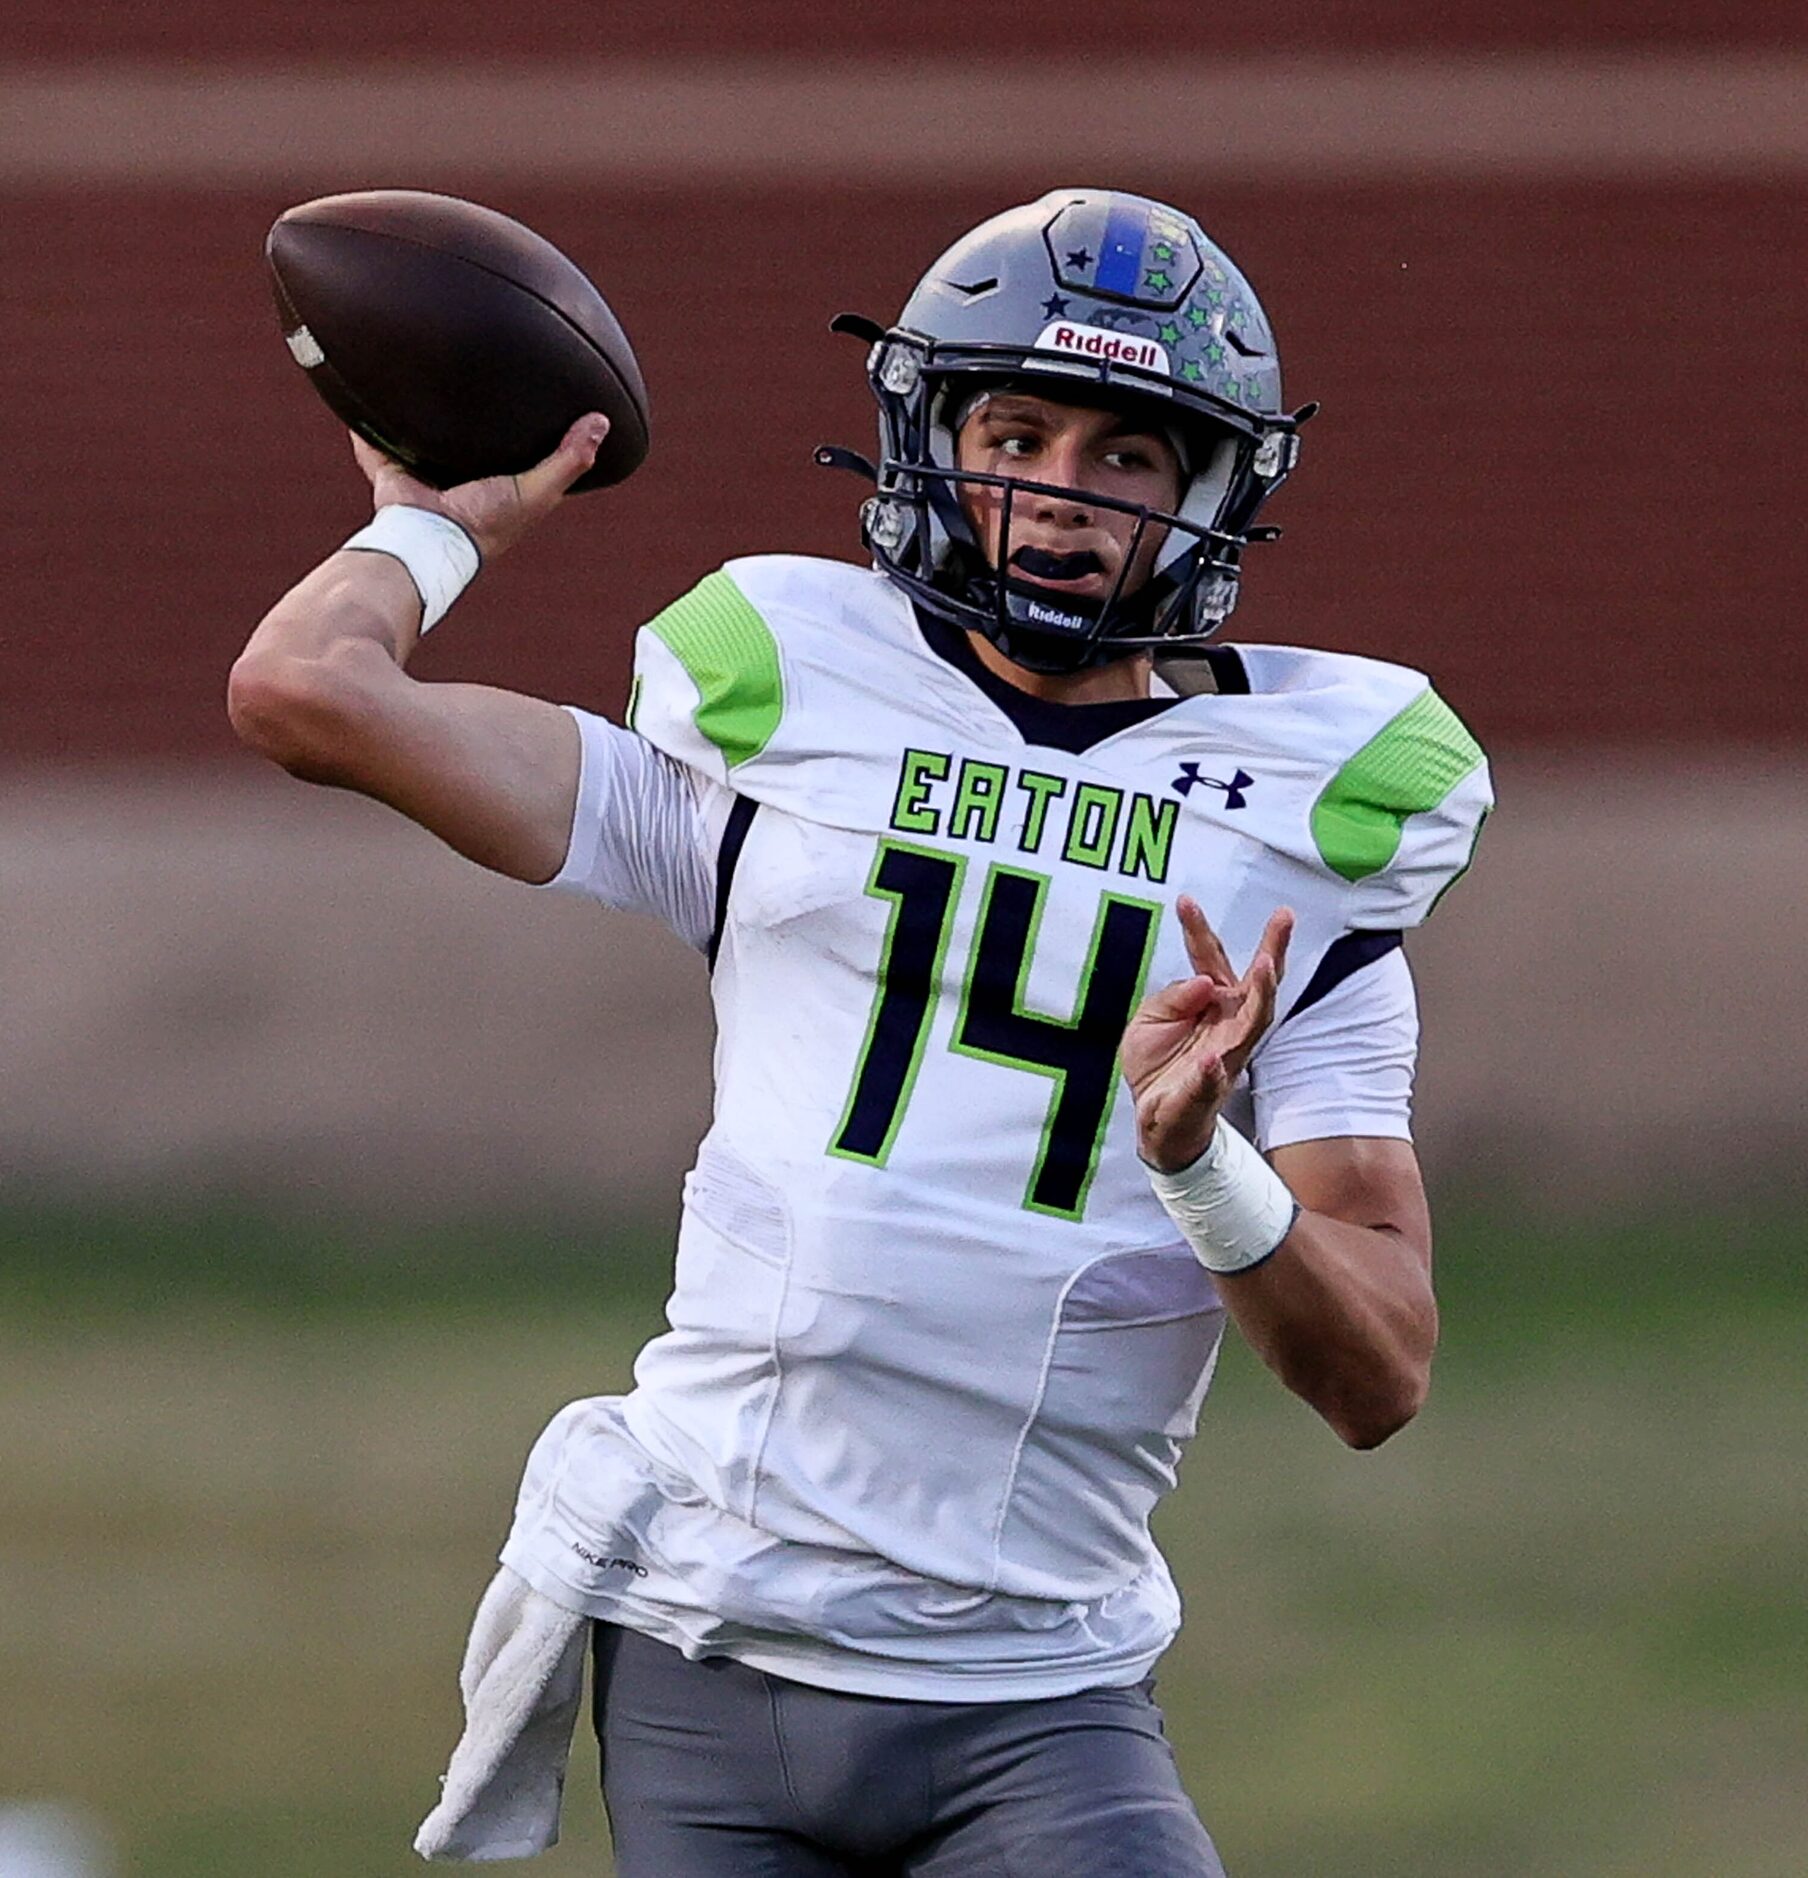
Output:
[1269, 1135, 1431, 1256]
[1253, 943, 1431, 1251]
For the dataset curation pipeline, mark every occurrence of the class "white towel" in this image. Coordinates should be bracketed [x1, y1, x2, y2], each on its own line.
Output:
[414, 1567, 589, 1862]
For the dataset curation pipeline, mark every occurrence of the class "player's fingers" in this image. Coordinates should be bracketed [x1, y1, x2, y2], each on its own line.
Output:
[1183, 981, 1247, 1057]
[349, 429, 448, 516]
[1238, 909, 1293, 1044]
[1240, 954, 1281, 1044]
[1251, 907, 1295, 988]
[350, 430, 400, 482]
[514, 413, 610, 508]
[1177, 894, 1236, 983]
[1137, 974, 1222, 1025]
[1206, 978, 1248, 1024]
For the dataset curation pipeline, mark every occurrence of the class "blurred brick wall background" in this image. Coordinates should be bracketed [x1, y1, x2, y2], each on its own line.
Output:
[4, 177, 1804, 761]
[4, 8, 1804, 1214]
[6, 0, 1801, 58]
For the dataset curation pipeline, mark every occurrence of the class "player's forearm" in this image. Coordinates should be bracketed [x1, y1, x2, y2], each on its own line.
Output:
[228, 551, 427, 780]
[1213, 1209, 1436, 1449]
[238, 549, 425, 674]
[228, 554, 582, 881]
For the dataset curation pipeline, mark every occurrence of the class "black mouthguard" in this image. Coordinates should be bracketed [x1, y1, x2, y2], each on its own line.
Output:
[1010, 545, 1105, 582]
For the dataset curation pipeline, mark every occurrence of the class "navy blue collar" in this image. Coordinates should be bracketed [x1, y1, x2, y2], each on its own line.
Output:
[913, 608, 1245, 754]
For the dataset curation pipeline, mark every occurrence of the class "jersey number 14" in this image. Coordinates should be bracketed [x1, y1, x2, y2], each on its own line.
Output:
[830, 839, 1161, 1221]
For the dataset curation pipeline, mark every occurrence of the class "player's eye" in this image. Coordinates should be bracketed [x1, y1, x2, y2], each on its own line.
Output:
[996, 433, 1038, 457]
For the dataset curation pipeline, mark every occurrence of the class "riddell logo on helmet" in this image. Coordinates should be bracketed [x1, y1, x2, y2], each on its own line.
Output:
[1033, 322, 1170, 375]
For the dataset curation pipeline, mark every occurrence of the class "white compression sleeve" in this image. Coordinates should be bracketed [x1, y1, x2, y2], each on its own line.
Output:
[539, 707, 717, 951]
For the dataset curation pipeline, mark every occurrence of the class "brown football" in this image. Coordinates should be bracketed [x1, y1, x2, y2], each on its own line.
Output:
[266, 190, 648, 492]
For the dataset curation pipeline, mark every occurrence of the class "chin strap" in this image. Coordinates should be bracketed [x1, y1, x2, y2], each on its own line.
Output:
[812, 444, 879, 482]
[829, 311, 887, 344]
[815, 313, 893, 487]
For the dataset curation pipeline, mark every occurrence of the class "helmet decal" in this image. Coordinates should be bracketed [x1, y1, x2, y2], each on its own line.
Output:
[1045, 197, 1203, 309]
[1031, 321, 1170, 374]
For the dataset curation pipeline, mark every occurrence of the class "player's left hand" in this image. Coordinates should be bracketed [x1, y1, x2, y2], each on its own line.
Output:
[1120, 898, 1294, 1173]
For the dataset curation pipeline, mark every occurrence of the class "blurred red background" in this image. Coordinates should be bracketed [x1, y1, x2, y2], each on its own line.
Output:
[3, 9, 1803, 1215]
[3, 7, 1802, 767]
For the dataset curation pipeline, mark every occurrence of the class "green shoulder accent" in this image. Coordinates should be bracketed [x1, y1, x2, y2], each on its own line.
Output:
[643, 570, 784, 767]
[1311, 688, 1484, 883]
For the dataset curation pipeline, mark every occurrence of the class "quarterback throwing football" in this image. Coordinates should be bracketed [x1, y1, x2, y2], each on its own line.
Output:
[231, 190, 1491, 1875]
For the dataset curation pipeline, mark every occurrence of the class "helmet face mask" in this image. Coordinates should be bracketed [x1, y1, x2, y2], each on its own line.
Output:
[832, 190, 1311, 674]
[873, 430, 1235, 675]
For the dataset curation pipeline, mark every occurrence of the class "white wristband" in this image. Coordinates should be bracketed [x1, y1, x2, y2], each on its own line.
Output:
[1146, 1118, 1300, 1274]
[342, 505, 481, 634]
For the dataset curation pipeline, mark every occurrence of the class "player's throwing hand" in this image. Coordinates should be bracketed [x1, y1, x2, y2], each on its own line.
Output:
[350, 412, 610, 563]
[1120, 897, 1294, 1174]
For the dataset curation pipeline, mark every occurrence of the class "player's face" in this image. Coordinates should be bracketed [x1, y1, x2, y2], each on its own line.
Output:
[955, 393, 1183, 603]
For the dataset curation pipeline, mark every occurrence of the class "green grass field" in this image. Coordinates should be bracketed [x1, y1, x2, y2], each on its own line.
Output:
[1, 1204, 1802, 1877]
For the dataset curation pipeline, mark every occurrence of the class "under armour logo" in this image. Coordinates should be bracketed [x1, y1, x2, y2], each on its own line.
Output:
[1172, 763, 1254, 810]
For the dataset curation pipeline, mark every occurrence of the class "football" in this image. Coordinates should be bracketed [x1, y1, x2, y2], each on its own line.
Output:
[266, 189, 649, 492]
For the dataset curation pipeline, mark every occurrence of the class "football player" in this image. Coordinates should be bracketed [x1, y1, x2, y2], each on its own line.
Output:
[229, 189, 1491, 1876]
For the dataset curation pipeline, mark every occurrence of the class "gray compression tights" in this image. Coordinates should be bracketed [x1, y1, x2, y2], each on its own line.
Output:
[592, 1623, 1227, 1877]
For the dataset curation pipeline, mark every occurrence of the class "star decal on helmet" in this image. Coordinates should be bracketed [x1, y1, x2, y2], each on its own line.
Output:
[1144, 269, 1173, 294]
[1066, 248, 1093, 269]
[1204, 341, 1225, 366]
[1158, 320, 1182, 346]
[1184, 305, 1210, 331]
[1152, 241, 1175, 264]
[1179, 359, 1204, 383]
[1041, 294, 1070, 318]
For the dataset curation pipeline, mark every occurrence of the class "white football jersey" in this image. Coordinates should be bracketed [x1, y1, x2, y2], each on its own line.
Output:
[500, 554, 1491, 1698]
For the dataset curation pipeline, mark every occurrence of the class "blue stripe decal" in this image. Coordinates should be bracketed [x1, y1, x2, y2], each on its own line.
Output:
[707, 795, 759, 971]
[1094, 201, 1145, 297]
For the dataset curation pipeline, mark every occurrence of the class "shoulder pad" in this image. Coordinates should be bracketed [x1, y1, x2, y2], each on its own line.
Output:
[629, 556, 900, 783]
[629, 563, 789, 783]
[1305, 679, 1492, 926]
